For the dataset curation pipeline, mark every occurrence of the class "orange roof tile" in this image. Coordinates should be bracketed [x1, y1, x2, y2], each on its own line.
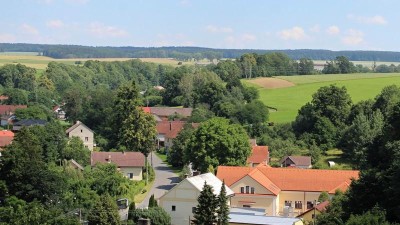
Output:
[247, 146, 269, 164]
[217, 166, 359, 194]
[247, 168, 281, 195]
[217, 166, 254, 186]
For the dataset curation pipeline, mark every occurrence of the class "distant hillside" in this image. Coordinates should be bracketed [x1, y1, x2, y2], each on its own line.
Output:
[2, 43, 400, 61]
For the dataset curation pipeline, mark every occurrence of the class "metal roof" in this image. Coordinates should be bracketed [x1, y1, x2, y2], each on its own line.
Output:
[186, 172, 234, 196]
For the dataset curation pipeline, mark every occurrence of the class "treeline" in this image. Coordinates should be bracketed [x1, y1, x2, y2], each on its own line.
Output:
[3, 43, 400, 61]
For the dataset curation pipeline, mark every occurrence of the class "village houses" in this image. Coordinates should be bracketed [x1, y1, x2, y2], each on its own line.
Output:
[66, 121, 94, 150]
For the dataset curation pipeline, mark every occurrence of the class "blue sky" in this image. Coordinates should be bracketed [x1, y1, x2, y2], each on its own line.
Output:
[0, 0, 398, 50]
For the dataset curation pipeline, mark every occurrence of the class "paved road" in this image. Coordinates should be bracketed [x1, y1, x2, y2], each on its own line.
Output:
[137, 152, 180, 208]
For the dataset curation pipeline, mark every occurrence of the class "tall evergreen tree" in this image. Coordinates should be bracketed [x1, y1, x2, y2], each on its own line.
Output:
[194, 182, 218, 225]
[217, 180, 229, 225]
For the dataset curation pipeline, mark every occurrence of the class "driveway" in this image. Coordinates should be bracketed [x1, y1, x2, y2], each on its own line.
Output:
[137, 151, 180, 208]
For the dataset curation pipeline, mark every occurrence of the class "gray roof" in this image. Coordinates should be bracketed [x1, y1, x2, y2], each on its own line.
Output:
[229, 213, 302, 225]
[186, 173, 234, 196]
[281, 156, 311, 166]
[13, 119, 47, 126]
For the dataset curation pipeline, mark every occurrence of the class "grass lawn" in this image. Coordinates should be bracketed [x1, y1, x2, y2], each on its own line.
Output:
[244, 73, 400, 123]
[133, 179, 155, 204]
[315, 149, 353, 170]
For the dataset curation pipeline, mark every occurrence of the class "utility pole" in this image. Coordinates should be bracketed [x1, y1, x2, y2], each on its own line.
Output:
[313, 200, 317, 225]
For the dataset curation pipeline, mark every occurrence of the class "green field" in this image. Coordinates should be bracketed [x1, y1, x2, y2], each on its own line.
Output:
[244, 73, 400, 123]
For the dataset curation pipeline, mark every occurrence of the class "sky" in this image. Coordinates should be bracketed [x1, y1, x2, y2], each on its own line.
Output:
[0, 0, 399, 51]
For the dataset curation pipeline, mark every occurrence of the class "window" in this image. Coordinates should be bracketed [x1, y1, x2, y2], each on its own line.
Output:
[192, 207, 196, 213]
[284, 200, 292, 207]
[240, 187, 244, 193]
[85, 137, 89, 141]
[172, 205, 176, 211]
[81, 129, 83, 133]
[242, 205, 251, 208]
[307, 201, 314, 209]
[245, 186, 250, 194]
[295, 201, 302, 209]
[128, 173, 133, 179]
[250, 187, 255, 194]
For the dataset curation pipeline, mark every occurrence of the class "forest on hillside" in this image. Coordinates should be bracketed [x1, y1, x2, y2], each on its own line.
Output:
[2, 43, 400, 61]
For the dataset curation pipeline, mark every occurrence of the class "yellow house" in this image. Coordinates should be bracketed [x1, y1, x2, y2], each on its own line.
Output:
[297, 201, 329, 225]
[159, 173, 234, 225]
[90, 152, 145, 181]
[217, 166, 358, 217]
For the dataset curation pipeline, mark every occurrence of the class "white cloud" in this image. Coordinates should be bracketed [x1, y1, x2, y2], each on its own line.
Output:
[20, 23, 39, 35]
[347, 14, 387, 25]
[89, 23, 128, 38]
[205, 25, 233, 33]
[277, 26, 307, 40]
[0, 34, 16, 42]
[154, 33, 194, 47]
[309, 25, 320, 33]
[342, 29, 364, 45]
[326, 26, 340, 35]
[46, 20, 64, 29]
[241, 33, 256, 41]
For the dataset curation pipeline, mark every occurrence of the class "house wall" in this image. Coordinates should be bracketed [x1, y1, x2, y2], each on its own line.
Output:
[230, 221, 303, 225]
[278, 191, 323, 217]
[159, 180, 200, 225]
[299, 210, 321, 225]
[119, 167, 142, 181]
[68, 124, 94, 151]
[230, 175, 277, 215]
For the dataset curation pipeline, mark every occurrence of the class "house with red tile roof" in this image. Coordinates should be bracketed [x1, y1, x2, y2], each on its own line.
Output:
[247, 146, 269, 167]
[91, 151, 145, 181]
[280, 156, 312, 169]
[156, 121, 199, 148]
[0, 130, 14, 150]
[216, 165, 358, 217]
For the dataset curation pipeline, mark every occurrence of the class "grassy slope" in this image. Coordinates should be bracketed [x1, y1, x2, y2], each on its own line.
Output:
[245, 73, 400, 123]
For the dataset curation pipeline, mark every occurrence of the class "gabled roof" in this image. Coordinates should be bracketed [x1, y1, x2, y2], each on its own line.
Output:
[66, 121, 94, 134]
[186, 172, 234, 196]
[247, 146, 269, 164]
[280, 156, 311, 167]
[217, 166, 359, 194]
[91, 151, 145, 167]
[156, 121, 199, 139]
[0, 105, 27, 115]
[148, 107, 193, 117]
[247, 168, 280, 195]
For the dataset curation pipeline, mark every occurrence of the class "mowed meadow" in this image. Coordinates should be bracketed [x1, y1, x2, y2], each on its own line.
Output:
[244, 73, 400, 123]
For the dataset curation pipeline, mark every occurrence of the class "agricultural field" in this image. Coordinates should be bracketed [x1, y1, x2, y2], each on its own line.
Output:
[0, 52, 194, 69]
[244, 73, 400, 123]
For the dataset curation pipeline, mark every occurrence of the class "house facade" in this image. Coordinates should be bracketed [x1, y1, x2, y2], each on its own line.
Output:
[159, 173, 234, 225]
[217, 166, 358, 217]
[66, 121, 94, 151]
[91, 152, 145, 181]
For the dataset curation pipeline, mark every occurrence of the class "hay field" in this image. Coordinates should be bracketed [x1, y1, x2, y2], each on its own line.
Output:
[244, 73, 400, 123]
[0, 52, 193, 69]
